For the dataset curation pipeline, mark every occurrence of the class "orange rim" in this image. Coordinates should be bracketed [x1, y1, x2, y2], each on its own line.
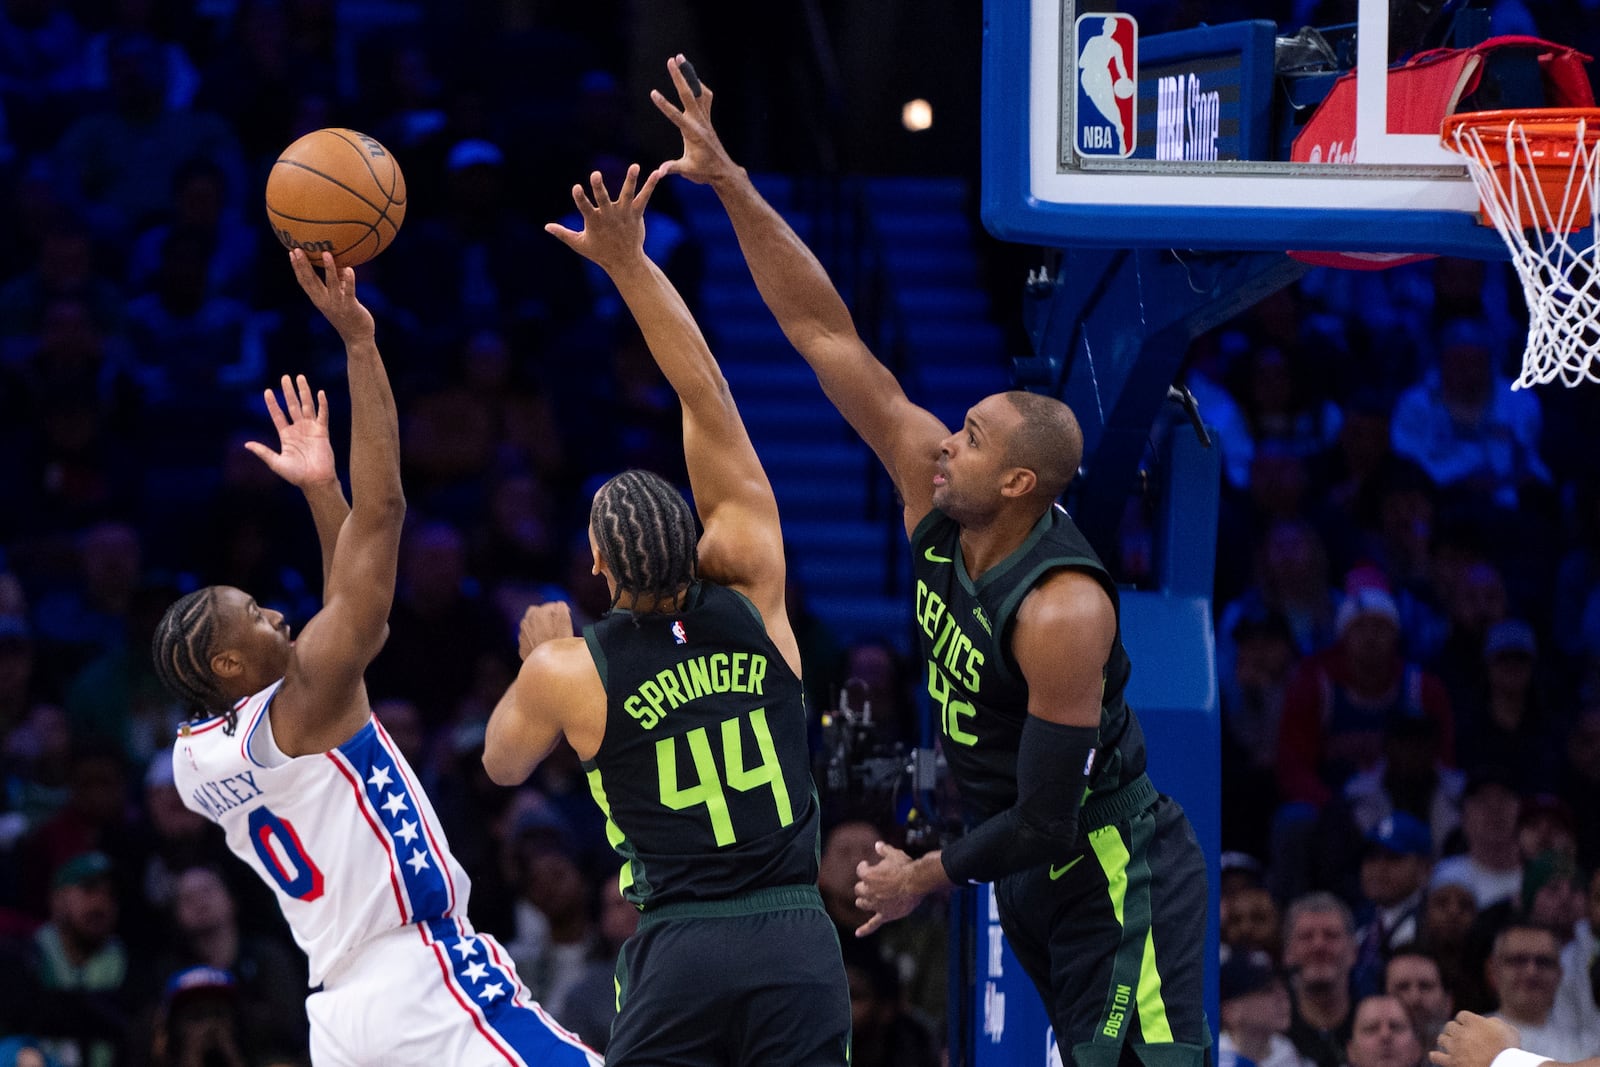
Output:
[1443, 107, 1600, 154]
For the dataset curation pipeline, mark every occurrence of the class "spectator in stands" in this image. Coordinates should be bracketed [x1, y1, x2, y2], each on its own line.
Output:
[1419, 867, 1481, 1002]
[557, 879, 641, 1054]
[1550, 867, 1600, 1049]
[1337, 713, 1464, 866]
[1430, 767, 1525, 909]
[1219, 949, 1314, 1067]
[1233, 344, 1339, 464]
[1520, 851, 1586, 945]
[125, 157, 259, 303]
[1390, 317, 1551, 513]
[1456, 621, 1563, 791]
[1217, 518, 1337, 687]
[0, 703, 73, 870]
[0, 221, 124, 361]
[147, 964, 254, 1067]
[77, 0, 201, 115]
[156, 865, 307, 1060]
[1517, 795, 1579, 869]
[1485, 921, 1592, 1060]
[1276, 574, 1454, 809]
[52, 31, 247, 243]
[502, 804, 598, 1020]
[1283, 892, 1358, 1067]
[1224, 884, 1285, 964]
[1385, 948, 1455, 1051]
[1351, 813, 1433, 998]
[1344, 993, 1425, 1067]
[0, 851, 133, 1067]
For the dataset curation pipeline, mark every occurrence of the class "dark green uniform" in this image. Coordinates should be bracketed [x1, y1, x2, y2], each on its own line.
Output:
[911, 505, 1208, 1067]
[581, 581, 850, 1067]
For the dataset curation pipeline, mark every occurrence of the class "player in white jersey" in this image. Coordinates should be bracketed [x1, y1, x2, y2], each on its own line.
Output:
[152, 250, 600, 1067]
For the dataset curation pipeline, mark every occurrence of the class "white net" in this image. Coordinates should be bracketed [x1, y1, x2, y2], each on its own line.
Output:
[1444, 110, 1600, 390]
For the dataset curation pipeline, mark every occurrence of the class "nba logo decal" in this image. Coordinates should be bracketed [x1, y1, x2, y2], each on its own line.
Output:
[1075, 13, 1138, 158]
[671, 620, 687, 645]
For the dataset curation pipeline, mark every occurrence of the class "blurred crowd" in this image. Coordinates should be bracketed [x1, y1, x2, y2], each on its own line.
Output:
[4, 1, 1600, 1067]
[1194, 193, 1600, 1067]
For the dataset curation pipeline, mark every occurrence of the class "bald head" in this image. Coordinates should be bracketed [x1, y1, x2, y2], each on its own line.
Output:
[1000, 391, 1082, 502]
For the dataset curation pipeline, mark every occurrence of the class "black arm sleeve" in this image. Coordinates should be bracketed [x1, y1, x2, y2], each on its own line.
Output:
[940, 718, 1098, 885]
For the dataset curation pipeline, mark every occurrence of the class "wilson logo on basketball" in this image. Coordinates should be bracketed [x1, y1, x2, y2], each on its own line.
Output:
[272, 229, 336, 254]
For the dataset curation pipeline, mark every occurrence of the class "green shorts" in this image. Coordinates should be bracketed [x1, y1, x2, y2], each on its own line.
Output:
[606, 885, 852, 1067]
[997, 795, 1210, 1067]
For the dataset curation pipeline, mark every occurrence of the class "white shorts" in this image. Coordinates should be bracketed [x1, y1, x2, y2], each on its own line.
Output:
[306, 917, 602, 1067]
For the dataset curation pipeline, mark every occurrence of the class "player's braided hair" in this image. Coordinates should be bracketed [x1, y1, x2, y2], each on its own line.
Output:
[151, 588, 238, 734]
[591, 470, 698, 615]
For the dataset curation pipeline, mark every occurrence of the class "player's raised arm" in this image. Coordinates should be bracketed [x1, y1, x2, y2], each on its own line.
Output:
[245, 373, 350, 591]
[275, 250, 405, 754]
[652, 55, 949, 535]
[545, 166, 787, 620]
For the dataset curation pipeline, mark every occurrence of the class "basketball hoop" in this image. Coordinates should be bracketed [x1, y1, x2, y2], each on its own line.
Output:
[1442, 108, 1600, 389]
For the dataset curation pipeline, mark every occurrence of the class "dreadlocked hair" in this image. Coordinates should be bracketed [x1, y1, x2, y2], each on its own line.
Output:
[151, 588, 238, 734]
[592, 470, 699, 615]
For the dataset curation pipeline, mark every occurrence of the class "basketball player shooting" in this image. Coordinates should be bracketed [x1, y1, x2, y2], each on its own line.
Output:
[653, 55, 1209, 1067]
[152, 250, 599, 1067]
[481, 165, 850, 1067]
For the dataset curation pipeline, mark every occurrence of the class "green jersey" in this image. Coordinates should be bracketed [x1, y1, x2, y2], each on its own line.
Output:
[581, 581, 821, 908]
[910, 505, 1146, 823]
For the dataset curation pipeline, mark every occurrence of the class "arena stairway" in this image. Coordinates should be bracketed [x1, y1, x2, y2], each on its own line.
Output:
[674, 175, 1011, 660]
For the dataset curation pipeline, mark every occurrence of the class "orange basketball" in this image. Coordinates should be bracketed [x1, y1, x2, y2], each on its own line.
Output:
[264, 128, 407, 268]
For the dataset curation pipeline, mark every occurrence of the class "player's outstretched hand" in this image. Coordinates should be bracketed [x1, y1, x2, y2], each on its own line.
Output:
[244, 373, 337, 491]
[290, 249, 375, 345]
[518, 601, 575, 661]
[545, 164, 660, 272]
[651, 54, 740, 187]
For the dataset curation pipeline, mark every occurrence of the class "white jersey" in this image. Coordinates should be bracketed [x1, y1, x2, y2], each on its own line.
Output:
[172, 680, 471, 985]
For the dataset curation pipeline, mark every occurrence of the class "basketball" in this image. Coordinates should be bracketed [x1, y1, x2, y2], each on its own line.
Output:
[265, 128, 407, 268]
[1113, 77, 1135, 99]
